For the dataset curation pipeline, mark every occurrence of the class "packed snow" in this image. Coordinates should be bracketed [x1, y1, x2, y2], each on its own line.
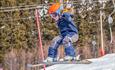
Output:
[41, 53, 115, 70]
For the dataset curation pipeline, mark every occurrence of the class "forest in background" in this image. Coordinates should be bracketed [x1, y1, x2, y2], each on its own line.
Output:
[0, 0, 115, 70]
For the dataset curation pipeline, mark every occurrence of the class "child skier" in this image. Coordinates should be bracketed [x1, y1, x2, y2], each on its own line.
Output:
[44, 3, 79, 62]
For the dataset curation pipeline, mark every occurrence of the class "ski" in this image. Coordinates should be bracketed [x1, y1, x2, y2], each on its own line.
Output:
[40, 60, 92, 65]
[27, 60, 92, 68]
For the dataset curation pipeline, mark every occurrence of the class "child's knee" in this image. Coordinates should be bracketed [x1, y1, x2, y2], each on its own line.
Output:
[50, 36, 62, 48]
[63, 36, 72, 45]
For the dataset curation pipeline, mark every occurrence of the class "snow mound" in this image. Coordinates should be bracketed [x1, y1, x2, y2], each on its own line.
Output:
[42, 53, 115, 70]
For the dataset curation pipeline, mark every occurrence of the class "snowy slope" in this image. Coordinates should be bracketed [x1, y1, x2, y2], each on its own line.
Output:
[42, 53, 115, 70]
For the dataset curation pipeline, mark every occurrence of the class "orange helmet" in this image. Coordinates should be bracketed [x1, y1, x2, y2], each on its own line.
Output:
[48, 3, 61, 14]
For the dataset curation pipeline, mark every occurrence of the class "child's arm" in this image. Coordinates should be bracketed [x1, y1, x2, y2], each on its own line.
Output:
[61, 12, 73, 22]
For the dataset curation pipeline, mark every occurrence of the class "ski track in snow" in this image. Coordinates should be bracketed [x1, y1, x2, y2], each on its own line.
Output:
[41, 53, 115, 70]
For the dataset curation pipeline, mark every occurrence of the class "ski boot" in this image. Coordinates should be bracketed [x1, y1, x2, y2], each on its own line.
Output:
[64, 54, 81, 61]
[44, 57, 58, 62]
[64, 56, 76, 61]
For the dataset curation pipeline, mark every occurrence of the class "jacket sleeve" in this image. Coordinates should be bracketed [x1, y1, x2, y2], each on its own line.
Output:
[61, 12, 73, 22]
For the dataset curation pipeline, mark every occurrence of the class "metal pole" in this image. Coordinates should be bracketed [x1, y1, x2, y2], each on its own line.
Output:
[109, 25, 113, 43]
[100, 11, 105, 56]
[35, 9, 46, 70]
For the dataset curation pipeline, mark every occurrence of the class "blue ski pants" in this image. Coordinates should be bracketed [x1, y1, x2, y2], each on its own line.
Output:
[48, 33, 78, 58]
